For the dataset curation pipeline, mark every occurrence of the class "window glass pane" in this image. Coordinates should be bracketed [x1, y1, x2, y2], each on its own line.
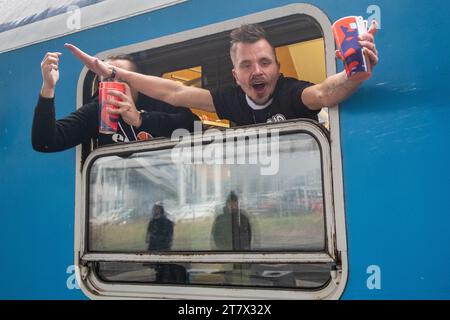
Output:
[89, 132, 325, 252]
[96, 262, 332, 289]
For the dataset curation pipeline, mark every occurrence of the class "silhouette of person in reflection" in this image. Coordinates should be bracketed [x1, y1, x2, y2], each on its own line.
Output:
[211, 191, 252, 251]
[145, 202, 186, 283]
[146, 202, 173, 251]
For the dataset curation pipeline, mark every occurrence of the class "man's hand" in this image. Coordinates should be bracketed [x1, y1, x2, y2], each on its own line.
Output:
[65, 43, 216, 113]
[359, 20, 379, 70]
[105, 83, 142, 128]
[334, 20, 379, 82]
[40, 52, 62, 98]
[64, 43, 112, 79]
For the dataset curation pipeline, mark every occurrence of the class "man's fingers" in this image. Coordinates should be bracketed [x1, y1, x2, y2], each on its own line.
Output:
[106, 107, 121, 115]
[64, 43, 89, 61]
[365, 48, 379, 66]
[65, 43, 112, 77]
[359, 32, 374, 43]
[44, 56, 60, 66]
[94, 59, 112, 77]
[106, 105, 131, 115]
[104, 87, 136, 118]
[123, 83, 132, 96]
[368, 20, 378, 36]
[107, 89, 128, 100]
[360, 39, 379, 66]
[106, 98, 129, 109]
[65, 43, 96, 68]
[41, 53, 62, 67]
[48, 63, 59, 71]
[359, 40, 377, 53]
[358, 21, 378, 67]
[42, 59, 59, 74]
[43, 52, 62, 60]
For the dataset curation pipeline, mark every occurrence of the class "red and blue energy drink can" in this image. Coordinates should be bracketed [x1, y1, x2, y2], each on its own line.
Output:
[99, 81, 126, 134]
[332, 16, 371, 81]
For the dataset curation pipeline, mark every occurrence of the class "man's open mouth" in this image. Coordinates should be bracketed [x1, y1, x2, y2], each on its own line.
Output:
[252, 82, 266, 93]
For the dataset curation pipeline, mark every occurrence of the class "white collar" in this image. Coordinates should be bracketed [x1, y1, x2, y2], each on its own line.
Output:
[246, 95, 273, 110]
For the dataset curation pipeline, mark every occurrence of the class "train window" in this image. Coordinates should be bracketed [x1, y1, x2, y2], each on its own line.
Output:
[79, 120, 338, 298]
[89, 131, 325, 253]
[88, 125, 331, 288]
[76, 5, 347, 299]
[96, 262, 333, 289]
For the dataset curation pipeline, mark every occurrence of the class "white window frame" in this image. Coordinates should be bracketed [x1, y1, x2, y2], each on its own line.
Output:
[74, 3, 348, 300]
[79, 120, 337, 299]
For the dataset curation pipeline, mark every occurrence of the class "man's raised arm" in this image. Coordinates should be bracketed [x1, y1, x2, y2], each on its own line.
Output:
[301, 20, 379, 110]
[64, 43, 216, 113]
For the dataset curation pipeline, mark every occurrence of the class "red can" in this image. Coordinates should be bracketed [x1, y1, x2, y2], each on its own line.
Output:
[99, 81, 126, 134]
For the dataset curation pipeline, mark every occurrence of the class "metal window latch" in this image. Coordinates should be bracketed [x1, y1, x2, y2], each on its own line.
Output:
[330, 263, 342, 286]
[80, 265, 89, 281]
[78, 260, 91, 281]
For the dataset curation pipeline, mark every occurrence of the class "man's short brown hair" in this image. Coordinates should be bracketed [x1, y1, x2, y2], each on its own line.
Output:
[229, 24, 276, 65]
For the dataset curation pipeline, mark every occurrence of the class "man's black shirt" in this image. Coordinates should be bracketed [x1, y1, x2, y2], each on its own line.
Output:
[32, 93, 198, 152]
[210, 75, 319, 126]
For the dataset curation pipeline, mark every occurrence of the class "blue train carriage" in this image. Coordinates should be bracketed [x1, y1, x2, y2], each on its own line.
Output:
[0, 0, 449, 299]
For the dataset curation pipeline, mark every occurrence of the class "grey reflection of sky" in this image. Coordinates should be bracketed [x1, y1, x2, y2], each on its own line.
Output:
[0, 0, 105, 31]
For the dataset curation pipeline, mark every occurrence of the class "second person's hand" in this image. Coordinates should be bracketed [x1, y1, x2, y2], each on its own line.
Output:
[64, 43, 113, 79]
[40, 52, 62, 98]
[105, 84, 142, 128]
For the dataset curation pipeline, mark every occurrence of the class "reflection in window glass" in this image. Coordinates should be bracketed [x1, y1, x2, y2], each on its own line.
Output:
[89, 133, 325, 252]
[96, 262, 332, 289]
